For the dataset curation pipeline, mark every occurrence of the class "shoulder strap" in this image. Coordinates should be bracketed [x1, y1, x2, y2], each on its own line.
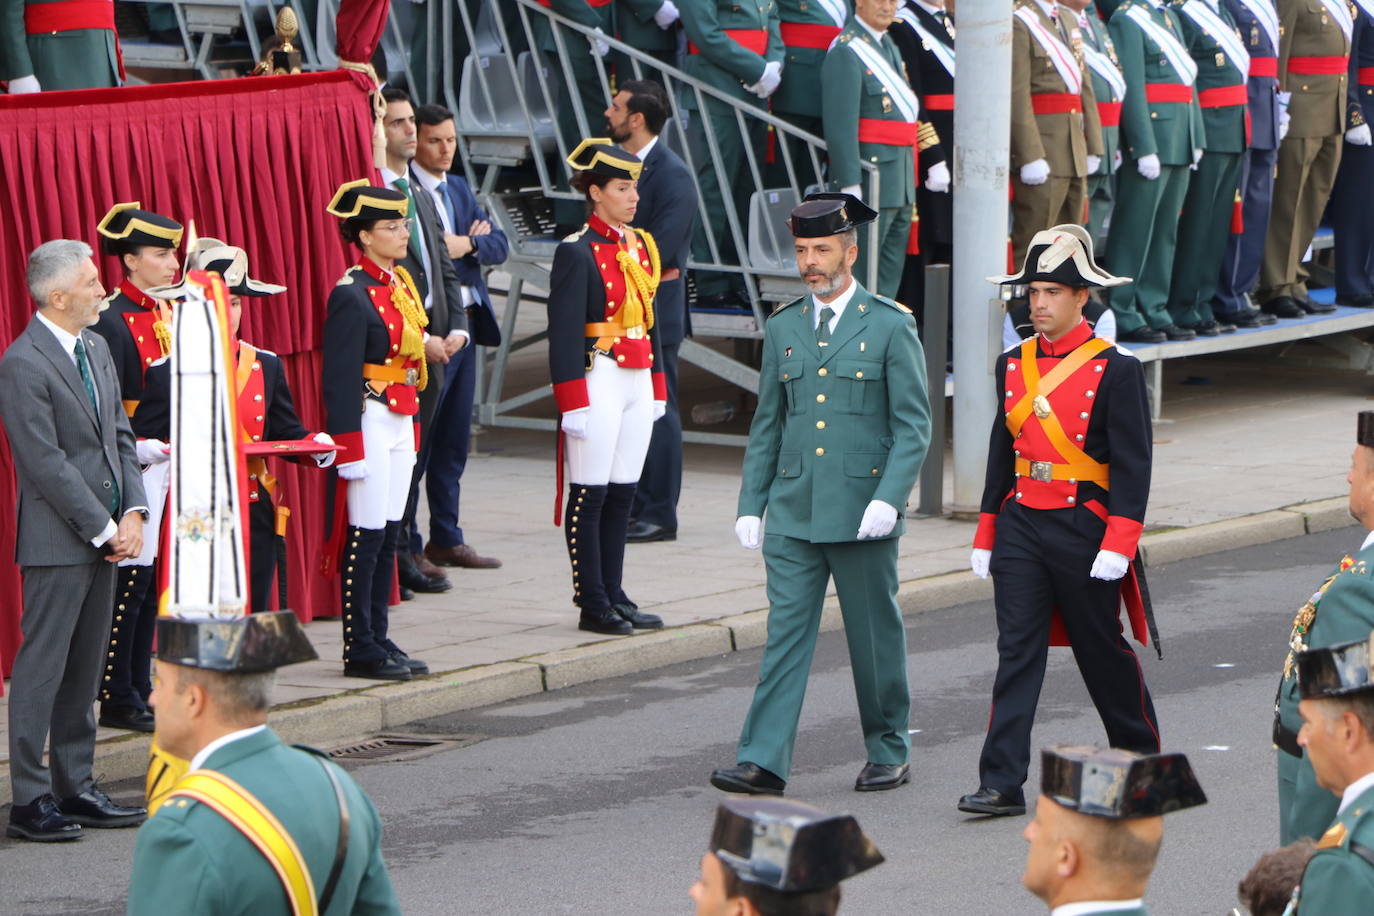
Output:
[170, 770, 318, 916]
[1006, 336, 1111, 438]
[313, 756, 352, 915]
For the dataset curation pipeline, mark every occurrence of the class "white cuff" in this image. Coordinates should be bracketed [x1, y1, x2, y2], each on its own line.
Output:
[93, 518, 118, 548]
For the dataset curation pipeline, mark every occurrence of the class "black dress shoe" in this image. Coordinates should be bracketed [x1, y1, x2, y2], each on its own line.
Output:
[1262, 296, 1306, 318]
[1338, 294, 1374, 308]
[397, 553, 451, 594]
[855, 762, 910, 792]
[957, 786, 1026, 816]
[578, 606, 634, 636]
[1159, 324, 1196, 341]
[98, 705, 155, 733]
[612, 600, 664, 630]
[388, 649, 429, 675]
[710, 763, 786, 796]
[343, 657, 413, 680]
[1118, 326, 1166, 344]
[1181, 320, 1220, 337]
[625, 520, 677, 543]
[1214, 319, 1237, 333]
[57, 786, 146, 828]
[399, 585, 415, 601]
[6, 794, 82, 842]
[1300, 296, 1338, 315]
[1220, 310, 1262, 329]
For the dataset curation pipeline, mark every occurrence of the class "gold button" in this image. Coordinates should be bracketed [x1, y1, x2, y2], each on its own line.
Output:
[252, 434, 261, 441]
[389, 398, 398, 406]
[856, 371, 864, 379]
[1150, 111, 1158, 118]
[818, 368, 828, 376]
[816, 420, 826, 429]
[817, 394, 826, 403]
[253, 362, 261, 371]
[617, 355, 626, 362]
[783, 373, 790, 379]
[606, 282, 614, 288]
[815, 447, 825, 456]
[871, 468, 879, 475]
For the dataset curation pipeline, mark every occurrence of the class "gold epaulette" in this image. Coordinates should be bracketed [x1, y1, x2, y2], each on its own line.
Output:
[335, 266, 361, 287]
[872, 294, 912, 314]
[1317, 821, 1349, 850]
[917, 121, 941, 153]
[563, 225, 590, 243]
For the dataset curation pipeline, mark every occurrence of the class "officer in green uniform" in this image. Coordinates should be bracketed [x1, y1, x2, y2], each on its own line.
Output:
[1287, 632, 1374, 913]
[680, 0, 784, 306]
[1274, 410, 1374, 845]
[1166, 0, 1250, 334]
[771, 0, 851, 191]
[128, 613, 401, 915]
[0, 0, 121, 91]
[615, 0, 681, 70]
[1023, 746, 1207, 914]
[1067, 0, 1127, 252]
[709, 193, 930, 796]
[823, 0, 922, 299]
[1104, 0, 1207, 343]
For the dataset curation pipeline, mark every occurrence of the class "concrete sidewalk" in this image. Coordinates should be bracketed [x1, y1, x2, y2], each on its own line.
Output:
[1, 342, 1371, 804]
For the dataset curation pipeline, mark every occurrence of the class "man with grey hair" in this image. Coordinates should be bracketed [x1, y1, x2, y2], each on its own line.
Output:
[1, 239, 149, 841]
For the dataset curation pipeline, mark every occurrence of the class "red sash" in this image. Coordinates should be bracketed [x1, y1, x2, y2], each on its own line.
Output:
[1031, 92, 1083, 114]
[857, 118, 918, 145]
[1198, 83, 1247, 107]
[1249, 56, 1277, 78]
[779, 22, 841, 49]
[1144, 83, 1194, 103]
[23, 0, 114, 32]
[688, 28, 769, 55]
[924, 93, 955, 110]
[1288, 55, 1349, 74]
[1360, 67, 1374, 85]
[1097, 101, 1122, 126]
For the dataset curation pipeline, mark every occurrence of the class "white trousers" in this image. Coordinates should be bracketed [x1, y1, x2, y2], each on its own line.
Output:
[346, 400, 416, 529]
[566, 359, 654, 486]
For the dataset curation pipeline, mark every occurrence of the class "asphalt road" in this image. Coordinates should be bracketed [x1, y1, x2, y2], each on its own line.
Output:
[0, 525, 1361, 915]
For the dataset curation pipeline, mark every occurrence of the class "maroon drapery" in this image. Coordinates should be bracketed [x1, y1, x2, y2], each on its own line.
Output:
[0, 71, 379, 678]
[336, 0, 390, 65]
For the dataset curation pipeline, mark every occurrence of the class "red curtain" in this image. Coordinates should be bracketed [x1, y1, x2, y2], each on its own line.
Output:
[0, 71, 379, 678]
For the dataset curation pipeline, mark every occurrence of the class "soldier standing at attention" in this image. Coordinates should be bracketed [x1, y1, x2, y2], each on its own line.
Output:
[892, 0, 956, 265]
[615, 0, 682, 71]
[1061, 0, 1126, 255]
[1328, 0, 1374, 307]
[709, 193, 930, 796]
[771, 0, 850, 192]
[0, 0, 123, 92]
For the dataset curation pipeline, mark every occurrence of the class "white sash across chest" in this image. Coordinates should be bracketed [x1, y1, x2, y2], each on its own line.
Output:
[1081, 38, 1128, 100]
[1124, 4, 1199, 84]
[1353, 0, 1374, 26]
[895, 7, 956, 77]
[1316, 0, 1354, 41]
[845, 32, 921, 122]
[1014, 5, 1083, 94]
[1233, 0, 1279, 50]
[1180, 0, 1249, 75]
[814, 0, 849, 28]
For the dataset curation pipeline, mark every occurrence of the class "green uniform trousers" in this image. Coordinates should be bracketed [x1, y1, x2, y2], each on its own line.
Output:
[765, 112, 826, 194]
[1278, 746, 1339, 844]
[1087, 172, 1115, 255]
[1259, 134, 1343, 301]
[1011, 175, 1087, 269]
[1169, 150, 1244, 327]
[855, 203, 912, 302]
[736, 533, 910, 779]
[1105, 163, 1191, 333]
[688, 98, 768, 296]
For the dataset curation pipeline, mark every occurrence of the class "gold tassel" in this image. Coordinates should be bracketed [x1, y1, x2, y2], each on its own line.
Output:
[153, 320, 171, 356]
[614, 229, 660, 332]
[390, 265, 430, 391]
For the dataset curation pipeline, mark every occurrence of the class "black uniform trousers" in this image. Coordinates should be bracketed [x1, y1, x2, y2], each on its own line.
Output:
[1331, 141, 1374, 301]
[248, 486, 280, 614]
[980, 501, 1160, 797]
[101, 563, 157, 713]
[630, 340, 682, 531]
[401, 359, 445, 556]
[1214, 146, 1278, 316]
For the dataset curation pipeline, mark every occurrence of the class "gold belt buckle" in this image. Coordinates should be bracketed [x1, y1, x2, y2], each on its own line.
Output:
[404, 368, 418, 385]
[1029, 460, 1054, 483]
[625, 325, 646, 340]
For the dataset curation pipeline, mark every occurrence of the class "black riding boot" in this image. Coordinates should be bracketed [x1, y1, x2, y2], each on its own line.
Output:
[601, 482, 661, 629]
[375, 519, 428, 675]
[566, 484, 630, 635]
[341, 526, 409, 680]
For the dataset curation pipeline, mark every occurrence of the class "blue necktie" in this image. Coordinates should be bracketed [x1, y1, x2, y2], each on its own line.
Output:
[438, 179, 461, 235]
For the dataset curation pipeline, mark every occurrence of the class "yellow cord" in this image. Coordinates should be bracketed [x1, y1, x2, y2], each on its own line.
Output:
[614, 228, 660, 332]
[390, 265, 429, 391]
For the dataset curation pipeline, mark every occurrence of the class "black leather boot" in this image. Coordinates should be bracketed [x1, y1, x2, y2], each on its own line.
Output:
[341, 526, 409, 680]
[602, 483, 661, 629]
[566, 484, 630, 635]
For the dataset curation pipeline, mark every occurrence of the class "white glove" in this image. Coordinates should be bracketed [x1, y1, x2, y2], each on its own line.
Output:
[840, 183, 863, 202]
[652, 401, 667, 421]
[856, 500, 898, 539]
[1347, 124, 1373, 146]
[561, 410, 590, 440]
[311, 432, 338, 468]
[1019, 158, 1050, 186]
[970, 548, 991, 579]
[7, 75, 40, 94]
[653, 0, 680, 28]
[1089, 549, 1130, 581]
[735, 515, 762, 549]
[1278, 91, 1291, 141]
[747, 60, 782, 98]
[1136, 153, 1161, 180]
[337, 460, 369, 481]
[136, 438, 170, 466]
[925, 160, 951, 193]
[1113, 149, 1122, 170]
[1190, 147, 1204, 170]
[590, 27, 611, 58]
[1086, 154, 1101, 174]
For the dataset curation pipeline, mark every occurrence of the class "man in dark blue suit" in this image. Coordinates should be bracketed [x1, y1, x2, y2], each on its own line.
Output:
[1213, 0, 1283, 328]
[605, 80, 697, 543]
[1330, 1, 1374, 307]
[410, 103, 510, 571]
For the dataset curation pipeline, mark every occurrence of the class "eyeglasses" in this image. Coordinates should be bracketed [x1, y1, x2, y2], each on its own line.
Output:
[372, 222, 410, 235]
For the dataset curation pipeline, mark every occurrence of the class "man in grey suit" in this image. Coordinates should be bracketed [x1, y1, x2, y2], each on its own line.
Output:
[1, 240, 149, 841]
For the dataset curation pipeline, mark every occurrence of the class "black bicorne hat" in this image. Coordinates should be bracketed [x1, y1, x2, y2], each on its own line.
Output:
[989, 224, 1130, 288]
[788, 192, 878, 238]
[97, 202, 184, 252]
[1297, 632, 1374, 700]
[708, 797, 884, 893]
[156, 610, 318, 673]
[326, 179, 409, 222]
[565, 137, 643, 181]
[1040, 745, 1208, 819]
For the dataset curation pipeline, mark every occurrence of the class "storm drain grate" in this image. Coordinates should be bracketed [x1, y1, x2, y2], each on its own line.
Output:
[326, 733, 479, 763]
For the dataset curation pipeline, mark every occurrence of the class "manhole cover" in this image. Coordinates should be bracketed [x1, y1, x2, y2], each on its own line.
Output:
[327, 733, 479, 763]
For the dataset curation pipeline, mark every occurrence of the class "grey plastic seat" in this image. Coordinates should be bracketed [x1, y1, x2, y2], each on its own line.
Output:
[748, 188, 802, 271]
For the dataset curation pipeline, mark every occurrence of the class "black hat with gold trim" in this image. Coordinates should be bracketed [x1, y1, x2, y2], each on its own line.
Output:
[708, 798, 884, 893]
[326, 178, 408, 222]
[990, 224, 1129, 288]
[97, 202, 184, 254]
[788, 192, 878, 239]
[1297, 631, 1374, 700]
[1040, 745, 1208, 819]
[565, 138, 643, 181]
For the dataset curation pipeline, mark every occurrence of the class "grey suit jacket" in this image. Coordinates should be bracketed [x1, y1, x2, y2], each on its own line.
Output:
[0, 315, 146, 567]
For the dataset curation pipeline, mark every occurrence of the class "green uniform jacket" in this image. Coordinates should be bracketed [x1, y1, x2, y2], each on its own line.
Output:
[1277, 538, 1374, 842]
[127, 728, 401, 916]
[822, 18, 918, 207]
[1277, 0, 1354, 137]
[738, 282, 930, 542]
[617, 0, 676, 53]
[1078, 1, 1125, 174]
[0, 0, 119, 89]
[1174, 0, 1248, 152]
[1011, 0, 1105, 176]
[679, 0, 783, 107]
[773, 0, 851, 118]
[1109, 0, 1207, 163]
[534, 0, 614, 52]
[1296, 781, 1374, 913]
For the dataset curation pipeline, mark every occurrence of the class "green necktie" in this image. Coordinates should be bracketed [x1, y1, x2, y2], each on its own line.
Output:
[816, 306, 835, 347]
[76, 338, 119, 514]
[392, 175, 424, 262]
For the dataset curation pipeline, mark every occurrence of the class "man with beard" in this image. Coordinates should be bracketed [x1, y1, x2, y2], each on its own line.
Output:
[709, 192, 930, 796]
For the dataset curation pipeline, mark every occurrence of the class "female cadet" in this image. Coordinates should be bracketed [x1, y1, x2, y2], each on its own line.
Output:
[549, 139, 669, 636]
[322, 179, 430, 681]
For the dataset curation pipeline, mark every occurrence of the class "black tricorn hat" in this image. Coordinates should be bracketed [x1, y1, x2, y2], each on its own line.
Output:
[97, 202, 184, 252]
[565, 137, 643, 181]
[1297, 632, 1374, 700]
[788, 192, 877, 239]
[1359, 411, 1374, 449]
[326, 179, 408, 222]
[1040, 746, 1208, 819]
[708, 797, 884, 893]
[989, 224, 1130, 288]
[156, 610, 318, 673]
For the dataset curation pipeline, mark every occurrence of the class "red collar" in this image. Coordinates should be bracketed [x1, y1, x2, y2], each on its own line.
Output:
[119, 279, 161, 311]
[357, 257, 394, 285]
[587, 213, 622, 244]
[1039, 319, 1094, 356]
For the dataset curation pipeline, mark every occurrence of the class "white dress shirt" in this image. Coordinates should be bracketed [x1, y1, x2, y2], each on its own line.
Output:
[380, 165, 433, 313]
[1051, 900, 1145, 916]
[189, 724, 269, 771]
[857, 14, 889, 43]
[812, 275, 860, 334]
[412, 164, 477, 313]
[1339, 770, 1374, 816]
[634, 134, 659, 162]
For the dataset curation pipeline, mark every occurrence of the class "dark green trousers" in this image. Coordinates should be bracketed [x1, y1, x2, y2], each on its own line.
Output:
[1105, 162, 1191, 333]
[688, 96, 768, 296]
[855, 201, 912, 302]
[736, 533, 909, 779]
[1169, 150, 1243, 327]
[766, 112, 827, 194]
[1087, 172, 1115, 255]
